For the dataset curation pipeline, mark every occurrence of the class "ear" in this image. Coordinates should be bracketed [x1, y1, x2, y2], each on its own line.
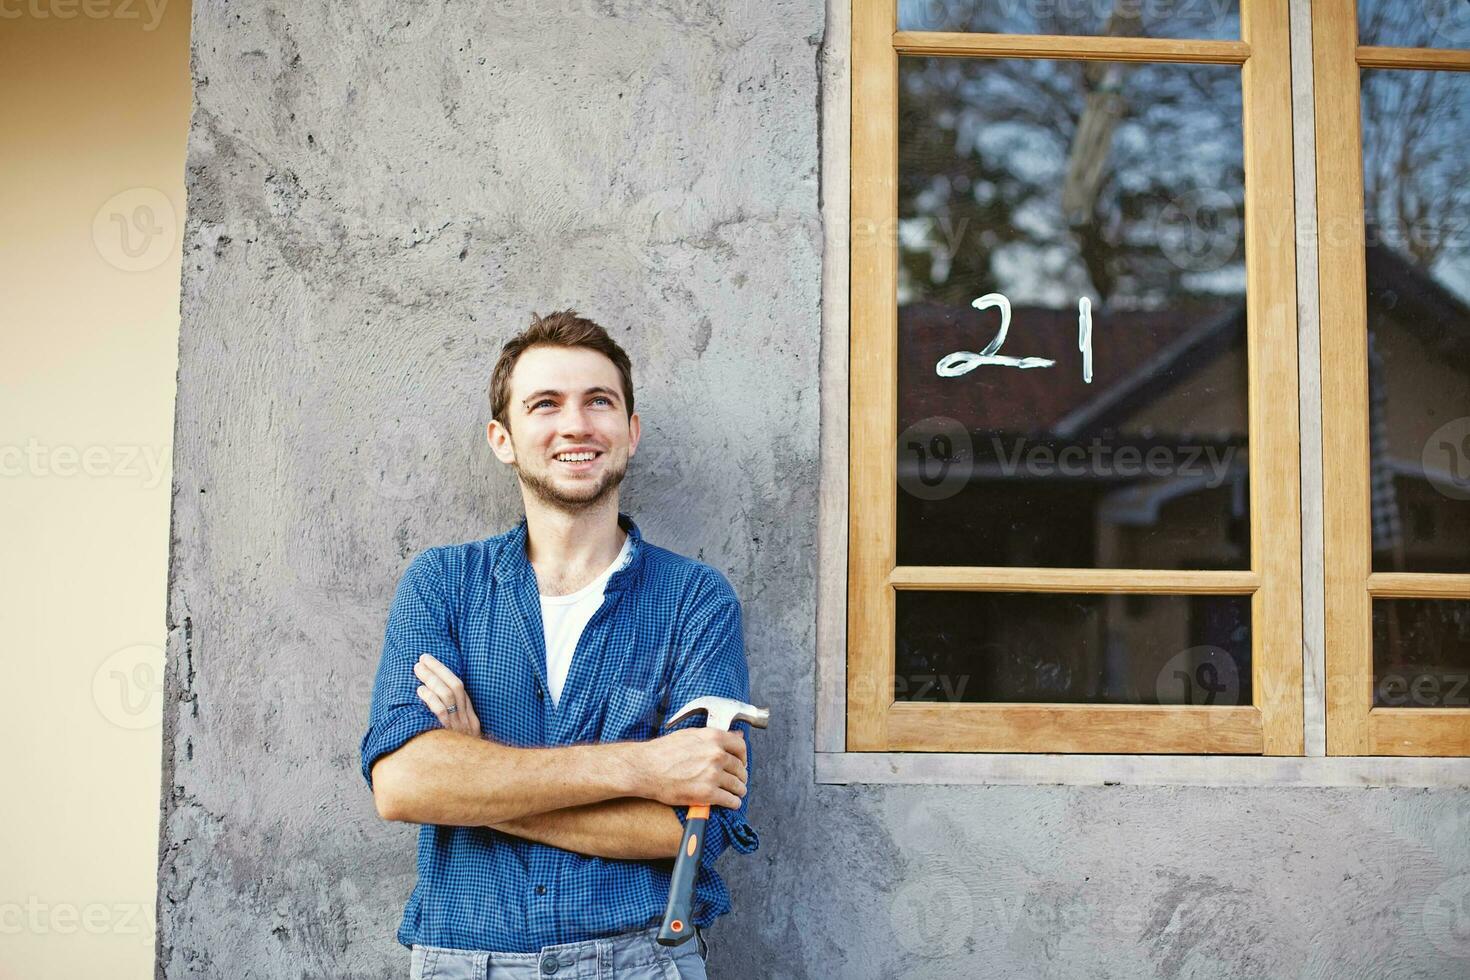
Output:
[627, 412, 641, 459]
[486, 419, 516, 465]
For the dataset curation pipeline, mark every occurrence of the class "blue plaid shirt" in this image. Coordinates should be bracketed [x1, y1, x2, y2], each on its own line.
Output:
[360, 512, 759, 952]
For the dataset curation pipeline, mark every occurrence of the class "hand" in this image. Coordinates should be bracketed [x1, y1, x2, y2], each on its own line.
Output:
[413, 653, 482, 737]
[634, 727, 748, 810]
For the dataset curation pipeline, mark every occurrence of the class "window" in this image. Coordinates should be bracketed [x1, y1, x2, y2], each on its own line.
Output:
[840, 0, 1470, 761]
[1317, 0, 1470, 755]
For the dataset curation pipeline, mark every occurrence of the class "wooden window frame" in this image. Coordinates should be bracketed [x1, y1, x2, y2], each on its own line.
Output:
[1314, 0, 1470, 757]
[846, 0, 1304, 755]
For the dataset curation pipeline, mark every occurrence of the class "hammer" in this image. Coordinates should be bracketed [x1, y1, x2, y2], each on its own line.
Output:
[656, 695, 770, 947]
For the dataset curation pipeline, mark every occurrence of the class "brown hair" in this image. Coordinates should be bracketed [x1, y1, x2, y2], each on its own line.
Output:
[488, 310, 635, 429]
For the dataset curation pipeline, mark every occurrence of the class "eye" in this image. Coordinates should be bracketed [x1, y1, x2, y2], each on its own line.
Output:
[532, 399, 555, 410]
[592, 396, 613, 406]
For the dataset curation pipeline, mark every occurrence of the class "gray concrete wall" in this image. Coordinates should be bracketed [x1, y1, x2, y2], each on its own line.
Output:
[161, 2, 1470, 977]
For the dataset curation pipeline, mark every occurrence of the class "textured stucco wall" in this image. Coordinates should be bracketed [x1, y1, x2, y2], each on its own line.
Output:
[162, 2, 1470, 978]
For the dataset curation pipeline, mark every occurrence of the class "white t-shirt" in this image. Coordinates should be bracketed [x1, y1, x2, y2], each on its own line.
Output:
[539, 533, 633, 707]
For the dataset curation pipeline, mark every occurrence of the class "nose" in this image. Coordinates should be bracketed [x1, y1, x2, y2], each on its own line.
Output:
[559, 402, 593, 437]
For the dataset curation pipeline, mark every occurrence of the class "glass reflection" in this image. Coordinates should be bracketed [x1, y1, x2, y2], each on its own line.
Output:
[895, 590, 1252, 704]
[898, 0, 1239, 39]
[1373, 599, 1470, 708]
[1359, 1, 1470, 50]
[896, 57, 1248, 569]
[1361, 69, 1470, 572]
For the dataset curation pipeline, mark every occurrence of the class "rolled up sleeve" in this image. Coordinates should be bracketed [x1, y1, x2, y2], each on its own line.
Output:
[664, 571, 760, 864]
[360, 548, 462, 790]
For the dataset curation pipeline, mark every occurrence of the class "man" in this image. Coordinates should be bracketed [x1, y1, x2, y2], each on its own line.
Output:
[360, 311, 758, 980]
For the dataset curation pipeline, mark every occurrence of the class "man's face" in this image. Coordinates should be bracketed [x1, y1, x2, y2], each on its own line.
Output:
[487, 345, 640, 511]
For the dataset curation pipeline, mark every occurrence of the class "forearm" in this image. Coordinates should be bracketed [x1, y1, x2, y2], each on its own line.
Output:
[489, 798, 684, 860]
[371, 729, 645, 826]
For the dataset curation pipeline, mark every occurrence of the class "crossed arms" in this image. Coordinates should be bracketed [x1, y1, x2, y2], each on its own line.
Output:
[363, 550, 755, 864]
[368, 655, 749, 861]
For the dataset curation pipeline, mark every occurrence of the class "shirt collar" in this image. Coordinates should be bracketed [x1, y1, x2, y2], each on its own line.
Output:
[494, 511, 645, 595]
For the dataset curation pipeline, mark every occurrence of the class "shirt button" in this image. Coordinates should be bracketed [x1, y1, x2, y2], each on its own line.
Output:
[535, 884, 547, 895]
[539, 953, 559, 974]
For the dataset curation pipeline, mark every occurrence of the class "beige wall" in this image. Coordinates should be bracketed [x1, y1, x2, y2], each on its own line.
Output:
[0, 5, 190, 978]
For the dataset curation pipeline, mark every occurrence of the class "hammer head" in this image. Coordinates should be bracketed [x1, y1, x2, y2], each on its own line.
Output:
[667, 695, 770, 732]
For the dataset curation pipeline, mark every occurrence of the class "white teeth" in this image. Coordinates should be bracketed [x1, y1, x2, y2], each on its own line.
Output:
[556, 452, 597, 462]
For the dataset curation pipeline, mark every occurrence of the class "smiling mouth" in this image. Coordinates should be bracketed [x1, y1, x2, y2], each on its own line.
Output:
[553, 451, 602, 466]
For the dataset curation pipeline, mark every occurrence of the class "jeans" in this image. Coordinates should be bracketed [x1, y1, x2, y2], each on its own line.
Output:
[409, 924, 709, 980]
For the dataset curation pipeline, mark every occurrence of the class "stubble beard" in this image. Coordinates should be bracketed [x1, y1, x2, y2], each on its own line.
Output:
[515, 453, 629, 513]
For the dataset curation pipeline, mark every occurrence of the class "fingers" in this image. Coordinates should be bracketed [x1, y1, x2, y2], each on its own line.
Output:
[413, 653, 481, 735]
[689, 727, 746, 761]
[719, 768, 747, 800]
[652, 724, 752, 808]
[722, 755, 748, 787]
[414, 653, 466, 714]
[704, 732, 748, 806]
[718, 729, 747, 764]
[417, 683, 457, 728]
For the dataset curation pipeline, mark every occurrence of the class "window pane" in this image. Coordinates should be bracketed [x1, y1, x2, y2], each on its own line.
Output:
[896, 57, 1248, 569]
[1373, 599, 1470, 709]
[1361, 69, 1470, 573]
[898, 0, 1239, 39]
[1358, 1, 1470, 49]
[895, 590, 1251, 704]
